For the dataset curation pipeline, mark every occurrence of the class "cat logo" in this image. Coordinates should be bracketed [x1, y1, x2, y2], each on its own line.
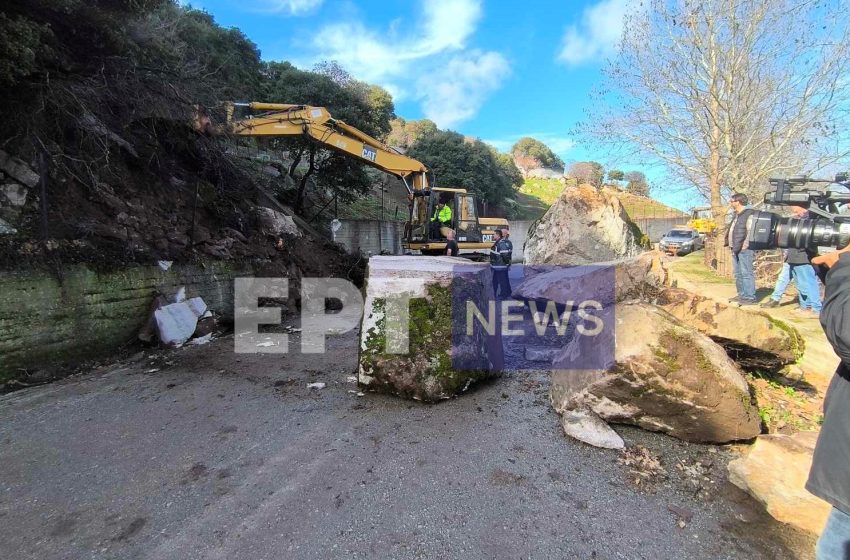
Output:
[362, 146, 377, 162]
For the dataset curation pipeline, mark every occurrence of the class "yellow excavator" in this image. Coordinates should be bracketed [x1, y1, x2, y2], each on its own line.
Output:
[223, 102, 509, 256]
[686, 206, 718, 234]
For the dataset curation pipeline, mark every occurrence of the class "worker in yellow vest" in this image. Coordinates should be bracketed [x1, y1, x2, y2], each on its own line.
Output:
[430, 200, 452, 239]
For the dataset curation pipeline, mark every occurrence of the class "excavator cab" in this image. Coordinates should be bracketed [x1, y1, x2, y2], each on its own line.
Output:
[406, 188, 506, 256]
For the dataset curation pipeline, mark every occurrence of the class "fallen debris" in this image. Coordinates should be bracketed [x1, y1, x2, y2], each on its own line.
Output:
[154, 297, 208, 347]
[188, 333, 213, 346]
[618, 445, 666, 490]
[307, 382, 326, 389]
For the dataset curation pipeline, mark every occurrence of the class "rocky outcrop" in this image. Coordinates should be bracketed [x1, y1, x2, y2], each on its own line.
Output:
[513, 154, 564, 178]
[358, 256, 502, 402]
[254, 207, 302, 238]
[657, 288, 804, 366]
[514, 251, 666, 307]
[524, 183, 642, 266]
[728, 432, 830, 535]
[550, 303, 761, 445]
[0, 149, 37, 233]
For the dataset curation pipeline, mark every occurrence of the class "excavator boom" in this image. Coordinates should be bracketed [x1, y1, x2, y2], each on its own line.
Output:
[222, 101, 510, 255]
[226, 102, 429, 192]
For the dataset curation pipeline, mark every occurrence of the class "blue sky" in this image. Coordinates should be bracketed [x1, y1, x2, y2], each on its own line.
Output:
[189, 0, 689, 209]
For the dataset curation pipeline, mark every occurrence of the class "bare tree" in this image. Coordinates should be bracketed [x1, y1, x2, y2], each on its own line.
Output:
[578, 0, 850, 261]
[625, 171, 650, 196]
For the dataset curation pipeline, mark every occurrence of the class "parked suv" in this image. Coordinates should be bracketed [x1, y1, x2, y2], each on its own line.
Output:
[659, 228, 703, 256]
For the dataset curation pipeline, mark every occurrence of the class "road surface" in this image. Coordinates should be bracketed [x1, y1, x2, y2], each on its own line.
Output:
[0, 324, 814, 559]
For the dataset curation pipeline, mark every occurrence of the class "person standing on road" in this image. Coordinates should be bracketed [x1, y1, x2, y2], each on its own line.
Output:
[805, 245, 850, 558]
[761, 206, 822, 317]
[445, 229, 459, 257]
[724, 193, 757, 305]
[502, 229, 513, 266]
[489, 229, 512, 300]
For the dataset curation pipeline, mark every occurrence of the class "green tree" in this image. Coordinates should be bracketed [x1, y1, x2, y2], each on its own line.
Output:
[387, 118, 438, 149]
[141, 5, 263, 103]
[260, 61, 395, 212]
[313, 60, 395, 139]
[491, 149, 523, 192]
[607, 169, 625, 182]
[408, 131, 516, 206]
[511, 137, 565, 170]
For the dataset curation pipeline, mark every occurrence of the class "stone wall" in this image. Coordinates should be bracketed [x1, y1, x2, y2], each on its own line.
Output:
[0, 262, 249, 379]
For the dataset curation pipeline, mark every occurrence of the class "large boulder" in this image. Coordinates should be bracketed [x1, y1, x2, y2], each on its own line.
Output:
[551, 303, 761, 445]
[253, 207, 302, 238]
[0, 149, 39, 188]
[657, 288, 804, 366]
[728, 432, 830, 535]
[525, 184, 642, 265]
[513, 251, 666, 307]
[358, 256, 502, 402]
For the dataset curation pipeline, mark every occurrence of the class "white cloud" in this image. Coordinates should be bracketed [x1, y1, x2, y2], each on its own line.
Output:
[418, 51, 510, 128]
[301, 0, 507, 127]
[557, 0, 634, 65]
[255, 0, 323, 16]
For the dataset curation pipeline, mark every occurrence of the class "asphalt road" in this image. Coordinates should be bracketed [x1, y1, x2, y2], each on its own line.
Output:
[0, 324, 814, 559]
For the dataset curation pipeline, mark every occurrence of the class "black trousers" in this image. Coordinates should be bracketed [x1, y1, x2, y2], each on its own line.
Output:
[492, 268, 512, 299]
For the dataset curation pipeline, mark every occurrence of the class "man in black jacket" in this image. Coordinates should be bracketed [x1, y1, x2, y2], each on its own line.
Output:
[724, 193, 757, 305]
[808, 246, 850, 558]
[489, 229, 512, 299]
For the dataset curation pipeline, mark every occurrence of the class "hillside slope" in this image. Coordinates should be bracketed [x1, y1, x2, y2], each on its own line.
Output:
[512, 178, 687, 223]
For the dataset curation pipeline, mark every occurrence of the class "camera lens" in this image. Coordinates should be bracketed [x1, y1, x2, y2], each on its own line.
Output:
[812, 219, 850, 248]
[748, 210, 850, 250]
[774, 218, 812, 247]
[772, 217, 845, 249]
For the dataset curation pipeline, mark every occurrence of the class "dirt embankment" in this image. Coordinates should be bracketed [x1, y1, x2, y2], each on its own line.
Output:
[1, 119, 362, 285]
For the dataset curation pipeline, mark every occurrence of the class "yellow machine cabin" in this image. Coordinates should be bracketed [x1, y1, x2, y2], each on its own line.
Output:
[687, 206, 718, 234]
[224, 102, 510, 255]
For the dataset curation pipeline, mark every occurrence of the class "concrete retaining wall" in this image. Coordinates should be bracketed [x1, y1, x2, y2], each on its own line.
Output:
[632, 216, 689, 242]
[333, 220, 404, 256]
[507, 219, 534, 263]
[333, 218, 533, 262]
[0, 262, 249, 379]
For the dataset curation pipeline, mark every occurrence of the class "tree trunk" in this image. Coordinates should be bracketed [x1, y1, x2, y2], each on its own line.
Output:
[288, 146, 304, 178]
[294, 147, 315, 214]
[708, 63, 725, 271]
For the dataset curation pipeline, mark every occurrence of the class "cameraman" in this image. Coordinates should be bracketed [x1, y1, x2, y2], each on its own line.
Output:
[807, 245, 850, 558]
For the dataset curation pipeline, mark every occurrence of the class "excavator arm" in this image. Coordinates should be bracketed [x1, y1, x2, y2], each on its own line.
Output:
[225, 102, 430, 193]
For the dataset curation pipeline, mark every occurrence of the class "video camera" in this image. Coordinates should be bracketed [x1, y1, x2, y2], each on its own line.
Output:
[748, 172, 850, 250]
